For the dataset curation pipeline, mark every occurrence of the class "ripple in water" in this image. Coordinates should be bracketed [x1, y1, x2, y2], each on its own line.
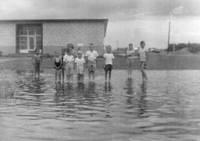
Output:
[0, 69, 200, 141]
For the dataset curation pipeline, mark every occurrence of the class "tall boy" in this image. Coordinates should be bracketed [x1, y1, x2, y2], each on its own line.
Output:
[33, 50, 42, 79]
[139, 41, 148, 81]
[103, 45, 114, 82]
[85, 43, 99, 81]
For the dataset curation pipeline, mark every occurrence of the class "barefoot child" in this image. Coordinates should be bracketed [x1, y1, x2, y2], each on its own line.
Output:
[85, 43, 99, 81]
[63, 45, 75, 83]
[139, 41, 148, 81]
[126, 43, 137, 79]
[103, 45, 115, 82]
[54, 51, 62, 83]
[32, 50, 42, 79]
[75, 51, 85, 83]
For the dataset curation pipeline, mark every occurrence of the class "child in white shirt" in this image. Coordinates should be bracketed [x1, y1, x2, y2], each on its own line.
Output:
[85, 43, 99, 81]
[54, 51, 62, 83]
[126, 43, 138, 79]
[75, 51, 85, 83]
[103, 45, 115, 82]
[139, 41, 147, 81]
[63, 46, 74, 83]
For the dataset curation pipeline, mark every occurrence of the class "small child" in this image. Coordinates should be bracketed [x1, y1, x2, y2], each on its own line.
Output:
[85, 43, 99, 81]
[75, 51, 85, 83]
[63, 45, 75, 83]
[126, 43, 137, 79]
[103, 45, 115, 82]
[54, 51, 62, 83]
[75, 43, 84, 58]
[139, 41, 148, 81]
[32, 50, 41, 79]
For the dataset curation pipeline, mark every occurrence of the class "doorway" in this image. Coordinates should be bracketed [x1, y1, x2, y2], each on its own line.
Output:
[16, 24, 42, 54]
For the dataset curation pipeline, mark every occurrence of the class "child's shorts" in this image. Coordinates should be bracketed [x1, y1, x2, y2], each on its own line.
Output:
[140, 61, 147, 69]
[77, 65, 84, 74]
[104, 64, 113, 72]
[127, 58, 134, 68]
[88, 61, 96, 73]
[77, 73, 84, 79]
[65, 63, 74, 76]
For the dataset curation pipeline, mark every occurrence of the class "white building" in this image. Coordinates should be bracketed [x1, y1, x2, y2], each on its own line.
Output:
[0, 19, 108, 55]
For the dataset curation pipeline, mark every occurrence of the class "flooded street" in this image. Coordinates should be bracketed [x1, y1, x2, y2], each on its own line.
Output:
[0, 59, 200, 141]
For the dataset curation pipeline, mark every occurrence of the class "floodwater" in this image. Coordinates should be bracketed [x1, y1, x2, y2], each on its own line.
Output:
[0, 61, 200, 140]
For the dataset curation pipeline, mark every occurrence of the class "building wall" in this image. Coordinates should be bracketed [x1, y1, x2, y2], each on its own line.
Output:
[43, 21, 105, 54]
[0, 23, 16, 55]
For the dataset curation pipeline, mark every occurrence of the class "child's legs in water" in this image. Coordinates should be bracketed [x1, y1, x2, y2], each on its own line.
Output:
[108, 65, 112, 81]
[88, 63, 95, 80]
[55, 70, 58, 82]
[104, 64, 112, 81]
[91, 71, 95, 80]
[105, 70, 108, 81]
[140, 61, 147, 80]
[77, 74, 84, 82]
[56, 69, 61, 82]
[65, 64, 72, 82]
[35, 63, 40, 78]
[109, 70, 112, 81]
[127, 59, 133, 77]
[77, 74, 81, 82]
[69, 65, 73, 82]
[80, 74, 84, 82]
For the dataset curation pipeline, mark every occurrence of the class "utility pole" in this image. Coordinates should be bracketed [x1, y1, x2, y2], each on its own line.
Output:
[167, 19, 171, 50]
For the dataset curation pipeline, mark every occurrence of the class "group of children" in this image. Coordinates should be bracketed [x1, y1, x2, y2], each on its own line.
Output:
[54, 43, 110, 84]
[33, 41, 147, 84]
[127, 41, 147, 81]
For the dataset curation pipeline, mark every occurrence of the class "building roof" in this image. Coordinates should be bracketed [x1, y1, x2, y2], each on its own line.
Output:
[0, 18, 108, 36]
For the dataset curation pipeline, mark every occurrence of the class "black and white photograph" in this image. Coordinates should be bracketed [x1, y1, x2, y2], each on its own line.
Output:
[0, 0, 200, 141]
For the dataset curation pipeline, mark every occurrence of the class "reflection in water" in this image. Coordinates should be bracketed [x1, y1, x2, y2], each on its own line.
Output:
[124, 78, 147, 117]
[1, 68, 200, 141]
[104, 82, 112, 92]
[137, 80, 147, 118]
[16, 76, 47, 94]
[55, 82, 64, 95]
[125, 78, 134, 105]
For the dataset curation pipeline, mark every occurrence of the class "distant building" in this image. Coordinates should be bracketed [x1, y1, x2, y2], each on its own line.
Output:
[0, 19, 108, 55]
[113, 48, 127, 56]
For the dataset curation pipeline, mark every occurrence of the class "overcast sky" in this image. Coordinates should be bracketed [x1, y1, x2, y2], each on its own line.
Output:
[0, 0, 200, 48]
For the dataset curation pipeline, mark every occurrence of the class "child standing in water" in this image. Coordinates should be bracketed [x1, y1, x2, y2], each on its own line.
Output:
[139, 41, 148, 81]
[54, 51, 62, 83]
[75, 51, 85, 83]
[85, 43, 99, 81]
[103, 45, 115, 82]
[63, 45, 75, 83]
[126, 43, 137, 79]
[33, 50, 42, 79]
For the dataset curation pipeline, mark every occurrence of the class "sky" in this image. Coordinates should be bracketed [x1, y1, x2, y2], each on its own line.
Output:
[0, 0, 200, 49]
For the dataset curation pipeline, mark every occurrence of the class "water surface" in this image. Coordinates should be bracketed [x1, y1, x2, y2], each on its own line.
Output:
[0, 65, 200, 141]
